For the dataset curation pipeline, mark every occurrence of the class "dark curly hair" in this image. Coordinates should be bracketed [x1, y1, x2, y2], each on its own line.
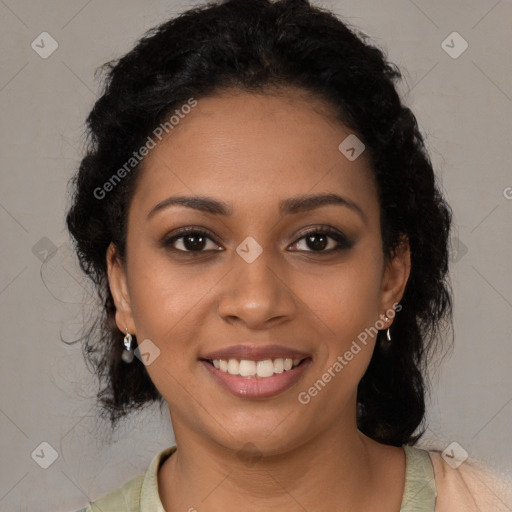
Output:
[66, 0, 453, 446]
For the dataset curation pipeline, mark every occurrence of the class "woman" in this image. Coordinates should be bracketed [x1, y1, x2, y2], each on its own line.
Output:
[66, 0, 510, 510]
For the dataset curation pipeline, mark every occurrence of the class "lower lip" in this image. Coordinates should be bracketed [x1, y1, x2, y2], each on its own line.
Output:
[200, 359, 312, 399]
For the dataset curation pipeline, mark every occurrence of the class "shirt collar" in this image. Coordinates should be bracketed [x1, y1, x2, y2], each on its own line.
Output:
[138, 444, 437, 511]
[140, 445, 177, 512]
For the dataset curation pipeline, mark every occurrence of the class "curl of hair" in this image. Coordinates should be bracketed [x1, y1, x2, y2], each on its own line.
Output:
[66, 0, 452, 445]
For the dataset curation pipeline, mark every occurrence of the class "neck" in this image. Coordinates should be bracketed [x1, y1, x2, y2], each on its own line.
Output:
[158, 410, 405, 511]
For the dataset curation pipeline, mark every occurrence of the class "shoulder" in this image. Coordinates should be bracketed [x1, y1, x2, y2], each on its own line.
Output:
[76, 445, 177, 512]
[427, 449, 512, 512]
[77, 473, 144, 512]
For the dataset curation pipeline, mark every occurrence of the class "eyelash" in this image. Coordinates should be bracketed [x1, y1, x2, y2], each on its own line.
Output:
[162, 225, 353, 255]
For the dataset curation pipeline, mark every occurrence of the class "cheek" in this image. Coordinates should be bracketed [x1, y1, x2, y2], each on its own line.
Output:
[125, 247, 210, 343]
[301, 251, 383, 332]
[125, 251, 213, 403]
[295, 248, 383, 383]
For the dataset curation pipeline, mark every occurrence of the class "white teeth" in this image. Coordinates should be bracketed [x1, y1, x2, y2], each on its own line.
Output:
[227, 359, 239, 375]
[239, 359, 256, 377]
[210, 357, 304, 378]
[257, 359, 275, 378]
[273, 358, 284, 373]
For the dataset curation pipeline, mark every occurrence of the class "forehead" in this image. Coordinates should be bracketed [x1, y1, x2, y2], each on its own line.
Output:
[131, 88, 378, 219]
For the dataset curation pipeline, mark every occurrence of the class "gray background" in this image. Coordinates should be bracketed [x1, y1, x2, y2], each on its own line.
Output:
[1, 0, 511, 510]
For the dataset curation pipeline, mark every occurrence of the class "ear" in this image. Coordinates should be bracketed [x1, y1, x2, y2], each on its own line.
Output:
[106, 242, 136, 335]
[379, 236, 411, 321]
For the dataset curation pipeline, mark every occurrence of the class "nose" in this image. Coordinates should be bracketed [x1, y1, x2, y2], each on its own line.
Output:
[216, 247, 297, 330]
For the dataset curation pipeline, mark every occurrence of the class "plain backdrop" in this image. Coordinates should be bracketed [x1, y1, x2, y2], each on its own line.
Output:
[1, 1, 511, 510]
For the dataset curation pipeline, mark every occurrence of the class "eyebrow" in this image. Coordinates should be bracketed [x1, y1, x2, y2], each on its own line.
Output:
[147, 193, 366, 222]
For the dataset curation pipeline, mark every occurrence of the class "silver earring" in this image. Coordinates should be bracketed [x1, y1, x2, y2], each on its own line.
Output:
[384, 316, 391, 342]
[122, 329, 134, 363]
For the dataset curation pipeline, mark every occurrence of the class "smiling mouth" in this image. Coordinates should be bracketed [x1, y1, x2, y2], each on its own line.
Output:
[200, 357, 311, 378]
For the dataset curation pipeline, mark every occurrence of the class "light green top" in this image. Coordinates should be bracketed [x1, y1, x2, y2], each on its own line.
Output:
[77, 445, 436, 511]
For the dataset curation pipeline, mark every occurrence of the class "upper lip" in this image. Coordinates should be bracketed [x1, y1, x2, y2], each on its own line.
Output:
[200, 344, 311, 361]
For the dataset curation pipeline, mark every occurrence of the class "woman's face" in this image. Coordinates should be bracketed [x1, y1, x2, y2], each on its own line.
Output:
[108, 88, 410, 454]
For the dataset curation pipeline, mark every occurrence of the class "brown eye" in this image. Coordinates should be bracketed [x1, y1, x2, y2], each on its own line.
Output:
[290, 227, 353, 253]
[303, 232, 330, 251]
[177, 232, 208, 251]
[163, 228, 222, 253]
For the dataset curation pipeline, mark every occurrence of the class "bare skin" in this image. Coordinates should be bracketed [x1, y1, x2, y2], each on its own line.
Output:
[107, 87, 411, 512]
